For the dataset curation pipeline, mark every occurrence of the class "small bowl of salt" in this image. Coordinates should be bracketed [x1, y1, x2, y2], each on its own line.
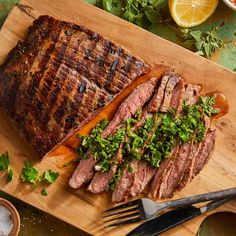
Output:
[0, 198, 20, 236]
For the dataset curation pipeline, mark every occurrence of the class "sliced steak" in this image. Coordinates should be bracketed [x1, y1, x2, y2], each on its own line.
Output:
[190, 127, 216, 179]
[70, 78, 158, 189]
[111, 76, 173, 201]
[150, 83, 200, 199]
[149, 146, 179, 198]
[112, 160, 138, 203]
[170, 78, 185, 113]
[148, 75, 170, 113]
[127, 76, 184, 199]
[69, 152, 97, 189]
[159, 142, 192, 198]
[159, 75, 182, 112]
[88, 142, 123, 193]
[177, 116, 210, 190]
[130, 161, 156, 197]
[102, 77, 158, 137]
[0, 15, 150, 158]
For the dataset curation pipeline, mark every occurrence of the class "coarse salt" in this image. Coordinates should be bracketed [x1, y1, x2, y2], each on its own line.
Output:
[0, 205, 13, 236]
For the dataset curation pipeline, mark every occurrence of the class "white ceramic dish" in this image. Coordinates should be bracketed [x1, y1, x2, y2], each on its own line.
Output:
[223, 0, 236, 11]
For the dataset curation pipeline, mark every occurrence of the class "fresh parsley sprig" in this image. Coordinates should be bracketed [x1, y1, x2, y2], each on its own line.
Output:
[0, 152, 13, 182]
[20, 160, 59, 196]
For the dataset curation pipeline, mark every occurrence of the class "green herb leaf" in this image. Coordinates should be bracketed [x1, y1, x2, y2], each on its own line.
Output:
[0, 152, 13, 182]
[41, 189, 48, 196]
[189, 30, 202, 42]
[0, 152, 10, 171]
[20, 161, 39, 184]
[7, 168, 13, 182]
[42, 170, 59, 184]
[180, 27, 224, 58]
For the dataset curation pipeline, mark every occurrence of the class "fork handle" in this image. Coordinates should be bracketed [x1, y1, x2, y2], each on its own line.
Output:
[163, 187, 236, 210]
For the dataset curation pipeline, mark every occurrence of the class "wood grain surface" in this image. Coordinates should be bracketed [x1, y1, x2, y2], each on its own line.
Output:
[0, 1, 236, 235]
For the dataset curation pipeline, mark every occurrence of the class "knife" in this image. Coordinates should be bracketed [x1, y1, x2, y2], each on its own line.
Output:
[126, 198, 232, 236]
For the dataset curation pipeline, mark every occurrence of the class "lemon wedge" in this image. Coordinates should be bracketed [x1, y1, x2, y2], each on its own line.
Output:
[169, 0, 219, 27]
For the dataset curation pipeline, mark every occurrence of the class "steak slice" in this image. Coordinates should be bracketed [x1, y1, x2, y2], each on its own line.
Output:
[69, 78, 159, 189]
[69, 152, 97, 189]
[102, 77, 159, 137]
[177, 117, 210, 190]
[149, 146, 179, 198]
[150, 83, 200, 199]
[159, 143, 192, 198]
[148, 75, 170, 113]
[112, 160, 139, 203]
[87, 142, 123, 193]
[190, 127, 216, 180]
[130, 161, 156, 197]
[0, 15, 150, 157]
[159, 75, 182, 112]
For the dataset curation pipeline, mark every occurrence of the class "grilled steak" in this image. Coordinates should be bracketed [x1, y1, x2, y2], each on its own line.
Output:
[87, 142, 123, 193]
[130, 161, 156, 197]
[150, 83, 199, 199]
[160, 75, 182, 112]
[150, 145, 179, 198]
[177, 117, 210, 190]
[112, 160, 138, 203]
[111, 75, 178, 202]
[70, 78, 159, 189]
[0, 15, 150, 157]
[102, 77, 159, 138]
[190, 127, 216, 179]
[159, 143, 192, 198]
[69, 152, 97, 189]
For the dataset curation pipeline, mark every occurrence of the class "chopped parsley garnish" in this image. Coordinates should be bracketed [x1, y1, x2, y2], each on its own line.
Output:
[0, 152, 13, 182]
[77, 119, 125, 172]
[109, 166, 122, 191]
[76, 96, 218, 175]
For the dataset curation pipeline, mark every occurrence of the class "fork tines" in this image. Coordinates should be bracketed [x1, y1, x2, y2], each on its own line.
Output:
[102, 199, 142, 227]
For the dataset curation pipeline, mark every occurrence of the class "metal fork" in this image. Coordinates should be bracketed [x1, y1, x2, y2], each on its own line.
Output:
[102, 187, 236, 227]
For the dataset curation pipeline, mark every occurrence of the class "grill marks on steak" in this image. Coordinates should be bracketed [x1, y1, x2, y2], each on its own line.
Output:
[0, 15, 150, 157]
[69, 78, 159, 189]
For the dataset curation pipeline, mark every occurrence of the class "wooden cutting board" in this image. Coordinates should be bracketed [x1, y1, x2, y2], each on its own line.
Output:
[0, 1, 236, 235]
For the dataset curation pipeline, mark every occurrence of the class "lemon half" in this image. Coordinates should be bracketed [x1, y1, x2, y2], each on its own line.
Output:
[169, 0, 219, 27]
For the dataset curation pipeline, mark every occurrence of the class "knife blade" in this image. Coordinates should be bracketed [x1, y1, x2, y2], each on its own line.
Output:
[126, 198, 232, 236]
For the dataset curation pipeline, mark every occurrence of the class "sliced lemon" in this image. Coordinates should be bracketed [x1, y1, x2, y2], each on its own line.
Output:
[169, 0, 219, 27]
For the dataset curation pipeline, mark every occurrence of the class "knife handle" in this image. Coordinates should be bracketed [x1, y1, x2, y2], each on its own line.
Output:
[201, 197, 233, 213]
[163, 187, 236, 210]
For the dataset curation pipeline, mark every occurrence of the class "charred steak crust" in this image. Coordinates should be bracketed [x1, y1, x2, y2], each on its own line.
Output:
[0, 15, 150, 157]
